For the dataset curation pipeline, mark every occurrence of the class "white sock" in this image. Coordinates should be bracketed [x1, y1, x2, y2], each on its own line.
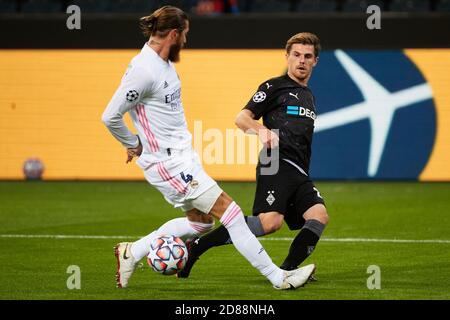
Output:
[130, 217, 214, 261]
[220, 202, 284, 287]
[130, 231, 157, 261]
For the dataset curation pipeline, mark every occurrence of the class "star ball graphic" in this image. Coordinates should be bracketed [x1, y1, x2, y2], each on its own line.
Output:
[309, 50, 436, 179]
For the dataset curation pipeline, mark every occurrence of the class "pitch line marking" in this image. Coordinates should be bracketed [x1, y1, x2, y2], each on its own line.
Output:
[0, 234, 449, 244]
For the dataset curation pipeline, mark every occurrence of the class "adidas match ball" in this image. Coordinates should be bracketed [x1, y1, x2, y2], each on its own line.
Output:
[147, 235, 188, 275]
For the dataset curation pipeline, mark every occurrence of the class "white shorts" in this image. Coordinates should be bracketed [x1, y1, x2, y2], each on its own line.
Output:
[143, 149, 222, 214]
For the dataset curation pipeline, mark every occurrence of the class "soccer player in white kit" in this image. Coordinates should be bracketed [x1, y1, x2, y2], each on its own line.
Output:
[102, 5, 315, 290]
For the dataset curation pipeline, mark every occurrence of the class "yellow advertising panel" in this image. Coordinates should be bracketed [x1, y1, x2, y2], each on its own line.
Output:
[0, 49, 284, 180]
[0, 49, 449, 180]
[405, 50, 450, 181]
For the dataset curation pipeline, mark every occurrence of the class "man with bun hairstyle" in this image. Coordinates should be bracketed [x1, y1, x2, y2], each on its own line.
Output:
[102, 6, 315, 290]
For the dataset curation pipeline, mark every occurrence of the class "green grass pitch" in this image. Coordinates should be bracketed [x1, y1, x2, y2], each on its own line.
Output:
[0, 181, 449, 300]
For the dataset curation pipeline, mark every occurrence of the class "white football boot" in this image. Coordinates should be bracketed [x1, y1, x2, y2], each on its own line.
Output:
[114, 242, 138, 288]
[275, 264, 316, 290]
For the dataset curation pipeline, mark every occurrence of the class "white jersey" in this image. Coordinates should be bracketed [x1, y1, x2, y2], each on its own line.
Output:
[102, 44, 192, 169]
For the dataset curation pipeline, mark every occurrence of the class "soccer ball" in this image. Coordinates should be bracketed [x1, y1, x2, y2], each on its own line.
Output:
[147, 235, 188, 275]
[23, 158, 44, 180]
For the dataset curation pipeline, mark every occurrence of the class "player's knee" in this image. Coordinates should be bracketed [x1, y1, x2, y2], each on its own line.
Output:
[186, 209, 214, 224]
[320, 211, 329, 225]
[202, 214, 215, 224]
[304, 204, 329, 225]
[316, 205, 329, 225]
[260, 214, 283, 234]
[209, 192, 234, 219]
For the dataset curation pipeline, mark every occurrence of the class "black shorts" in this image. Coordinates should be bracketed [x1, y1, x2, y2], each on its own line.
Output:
[252, 159, 325, 230]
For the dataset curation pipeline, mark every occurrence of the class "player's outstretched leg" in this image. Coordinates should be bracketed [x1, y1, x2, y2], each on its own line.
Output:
[177, 216, 265, 278]
[179, 217, 316, 288]
[114, 216, 213, 288]
[279, 205, 328, 271]
[207, 193, 314, 290]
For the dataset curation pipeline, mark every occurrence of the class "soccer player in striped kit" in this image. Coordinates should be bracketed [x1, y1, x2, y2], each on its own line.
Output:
[102, 6, 315, 290]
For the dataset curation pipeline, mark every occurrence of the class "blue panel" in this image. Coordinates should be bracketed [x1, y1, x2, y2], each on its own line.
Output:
[308, 50, 436, 180]
[310, 120, 371, 179]
[376, 100, 436, 179]
[309, 52, 363, 113]
[344, 50, 426, 92]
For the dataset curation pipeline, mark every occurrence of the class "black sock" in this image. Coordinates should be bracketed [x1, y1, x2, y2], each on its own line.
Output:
[280, 219, 325, 270]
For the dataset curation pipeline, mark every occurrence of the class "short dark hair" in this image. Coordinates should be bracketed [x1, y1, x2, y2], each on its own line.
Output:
[286, 32, 321, 57]
[140, 6, 188, 38]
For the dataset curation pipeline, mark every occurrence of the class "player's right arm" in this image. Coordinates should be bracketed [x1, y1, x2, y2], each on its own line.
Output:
[235, 81, 279, 149]
[235, 110, 279, 149]
[101, 65, 154, 150]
